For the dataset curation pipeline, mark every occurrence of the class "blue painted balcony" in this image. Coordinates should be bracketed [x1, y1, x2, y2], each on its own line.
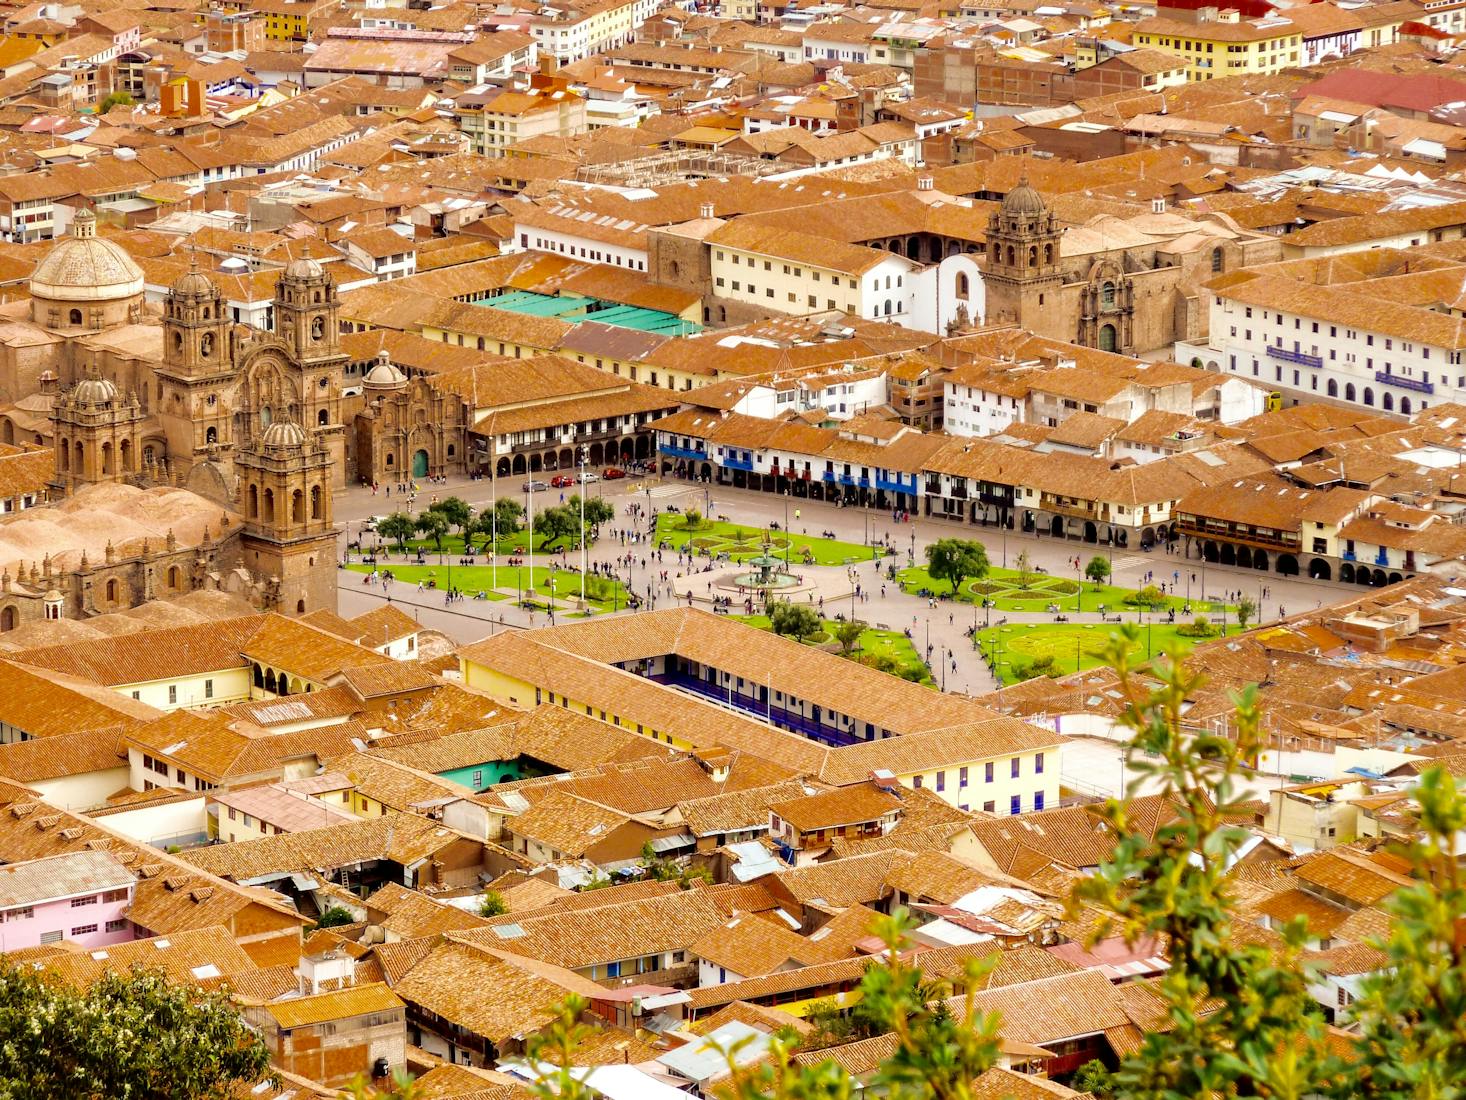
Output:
[659, 443, 707, 462]
[1267, 345, 1323, 369]
[647, 671, 861, 747]
[722, 455, 754, 472]
[1375, 371, 1434, 394]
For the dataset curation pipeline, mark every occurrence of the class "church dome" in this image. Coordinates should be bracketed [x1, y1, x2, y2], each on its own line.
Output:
[260, 420, 308, 450]
[1001, 177, 1047, 218]
[363, 351, 407, 390]
[72, 374, 117, 407]
[171, 255, 215, 297]
[30, 210, 145, 302]
[283, 249, 324, 280]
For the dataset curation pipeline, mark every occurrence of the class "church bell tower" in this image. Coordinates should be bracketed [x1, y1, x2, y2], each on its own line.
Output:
[235, 419, 337, 617]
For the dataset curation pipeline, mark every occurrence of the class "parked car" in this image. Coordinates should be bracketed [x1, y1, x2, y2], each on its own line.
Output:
[522, 479, 548, 492]
[602, 467, 626, 479]
[550, 475, 575, 488]
[579, 470, 600, 483]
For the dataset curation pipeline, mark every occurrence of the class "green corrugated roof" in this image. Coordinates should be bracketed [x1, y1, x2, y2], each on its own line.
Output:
[480, 291, 701, 335]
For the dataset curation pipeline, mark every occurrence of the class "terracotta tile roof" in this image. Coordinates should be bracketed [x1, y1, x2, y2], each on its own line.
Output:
[350, 604, 421, 646]
[457, 887, 725, 970]
[1291, 846, 1414, 907]
[30, 926, 260, 989]
[689, 940, 1075, 1012]
[6, 615, 267, 686]
[0, 728, 125, 783]
[364, 882, 490, 939]
[772, 850, 910, 908]
[392, 940, 606, 1044]
[0, 659, 158, 735]
[263, 983, 403, 1029]
[690, 913, 841, 978]
[182, 813, 484, 882]
[241, 615, 396, 685]
[505, 790, 631, 857]
[952, 969, 1133, 1044]
[771, 786, 901, 833]
[679, 780, 813, 838]
[124, 710, 360, 785]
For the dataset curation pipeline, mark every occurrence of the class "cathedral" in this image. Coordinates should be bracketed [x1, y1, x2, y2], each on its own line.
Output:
[0, 210, 342, 624]
[980, 179, 1283, 356]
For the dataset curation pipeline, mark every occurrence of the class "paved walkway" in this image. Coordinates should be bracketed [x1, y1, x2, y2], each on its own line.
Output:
[333, 472, 1346, 699]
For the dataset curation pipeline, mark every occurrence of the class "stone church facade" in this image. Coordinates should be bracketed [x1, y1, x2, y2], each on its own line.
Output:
[981, 180, 1283, 356]
[0, 212, 340, 623]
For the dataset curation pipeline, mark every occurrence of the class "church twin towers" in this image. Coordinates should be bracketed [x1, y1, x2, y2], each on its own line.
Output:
[39, 214, 343, 614]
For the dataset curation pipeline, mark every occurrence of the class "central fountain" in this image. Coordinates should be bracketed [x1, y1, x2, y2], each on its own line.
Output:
[732, 541, 798, 592]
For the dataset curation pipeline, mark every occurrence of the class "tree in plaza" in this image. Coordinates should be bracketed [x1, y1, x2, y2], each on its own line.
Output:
[0, 963, 272, 1098]
[414, 508, 451, 554]
[534, 505, 581, 549]
[432, 496, 472, 542]
[1085, 555, 1112, 586]
[680, 508, 704, 530]
[478, 499, 523, 550]
[375, 512, 416, 554]
[925, 538, 990, 596]
[1014, 548, 1035, 588]
[768, 599, 820, 641]
[581, 495, 614, 534]
[1235, 594, 1258, 631]
[833, 618, 864, 656]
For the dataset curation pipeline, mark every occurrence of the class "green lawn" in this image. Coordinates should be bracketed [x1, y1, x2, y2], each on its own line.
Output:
[975, 621, 1245, 685]
[737, 614, 931, 684]
[345, 563, 629, 611]
[655, 514, 878, 566]
[898, 565, 1232, 615]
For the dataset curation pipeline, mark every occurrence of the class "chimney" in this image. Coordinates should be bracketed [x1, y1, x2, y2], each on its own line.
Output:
[699, 201, 714, 219]
[917, 175, 933, 191]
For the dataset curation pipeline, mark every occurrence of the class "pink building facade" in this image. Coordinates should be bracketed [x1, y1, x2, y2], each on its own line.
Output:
[0, 850, 136, 950]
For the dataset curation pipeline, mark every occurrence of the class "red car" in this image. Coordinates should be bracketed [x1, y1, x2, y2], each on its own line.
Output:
[602, 467, 626, 479]
[549, 474, 575, 488]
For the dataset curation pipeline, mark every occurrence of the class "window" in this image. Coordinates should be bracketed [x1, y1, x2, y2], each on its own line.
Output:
[985, 761, 994, 783]
[1010, 795, 1021, 815]
[1035, 752, 1044, 774]
[959, 766, 969, 787]
[1034, 791, 1045, 811]
[1010, 757, 1020, 779]
[40, 931, 62, 944]
[472, 770, 484, 788]
[105, 919, 128, 933]
[70, 896, 95, 907]
[935, 771, 945, 792]
[228, 807, 237, 821]
[204, 679, 213, 699]
[71, 924, 98, 936]
[102, 889, 126, 903]
[168, 685, 177, 704]
[5, 906, 32, 922]
[912, 774, 922, 788]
